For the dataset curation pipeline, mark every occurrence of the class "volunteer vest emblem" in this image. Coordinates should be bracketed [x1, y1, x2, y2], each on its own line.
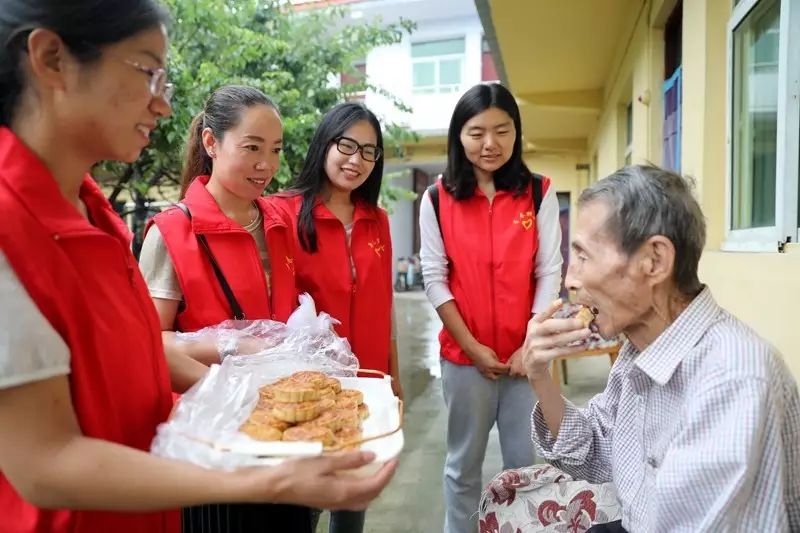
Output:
[285, 255, 295, 274]
[368, 238, 385, 257]
[513, 211, 534, 231]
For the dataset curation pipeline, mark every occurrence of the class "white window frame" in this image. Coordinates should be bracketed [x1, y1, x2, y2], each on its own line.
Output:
[617, 100, 633, 167]
[624, 102, 633, 166]
[724, 0, 800, 252]
[411, 38, 465, 95]
[341, 60, 367, 102]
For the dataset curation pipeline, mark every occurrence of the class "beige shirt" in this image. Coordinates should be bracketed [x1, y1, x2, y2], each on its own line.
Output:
[139, 211, 271, 301]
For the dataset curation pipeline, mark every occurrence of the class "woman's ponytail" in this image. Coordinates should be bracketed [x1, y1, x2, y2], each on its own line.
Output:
[179, 112, 212, 199]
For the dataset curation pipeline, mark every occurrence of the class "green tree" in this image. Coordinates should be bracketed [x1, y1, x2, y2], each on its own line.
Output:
[102, 0, 417, 255]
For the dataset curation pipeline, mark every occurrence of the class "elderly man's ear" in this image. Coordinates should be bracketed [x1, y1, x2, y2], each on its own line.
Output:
[638, 235, 676, 286]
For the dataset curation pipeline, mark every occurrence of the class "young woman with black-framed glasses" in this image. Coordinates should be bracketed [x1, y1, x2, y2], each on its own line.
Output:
[266, 102, 402, 533]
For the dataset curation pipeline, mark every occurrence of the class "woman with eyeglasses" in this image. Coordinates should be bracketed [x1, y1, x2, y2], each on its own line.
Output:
[138, 84, 314, 532]
[266, 102, 401, 533]
[0, 2, 397, 532]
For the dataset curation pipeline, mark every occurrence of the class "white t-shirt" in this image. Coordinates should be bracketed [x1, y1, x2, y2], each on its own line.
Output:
[0, 251, 70, 389]
[419, 183, 563, 314]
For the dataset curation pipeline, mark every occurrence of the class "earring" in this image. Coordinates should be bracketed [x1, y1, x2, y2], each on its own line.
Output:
[208, 150, 215, 158]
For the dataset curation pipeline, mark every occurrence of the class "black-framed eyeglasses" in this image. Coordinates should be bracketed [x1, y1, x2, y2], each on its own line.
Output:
[334, 136, 382, 162]
[123, 59, 174, 102]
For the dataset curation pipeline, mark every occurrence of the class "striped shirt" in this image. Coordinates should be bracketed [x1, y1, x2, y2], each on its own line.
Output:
[531, 287, 800, 532]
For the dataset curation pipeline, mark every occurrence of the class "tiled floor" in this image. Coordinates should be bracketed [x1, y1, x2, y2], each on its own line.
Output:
[317, 291, 613, 533]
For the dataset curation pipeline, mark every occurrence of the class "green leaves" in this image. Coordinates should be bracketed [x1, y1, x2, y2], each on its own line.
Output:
[102, 0, 417, 209]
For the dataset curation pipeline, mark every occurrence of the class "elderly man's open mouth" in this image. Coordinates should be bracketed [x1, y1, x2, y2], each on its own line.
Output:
[553, 303, 601, 346]
[565, 304, 600, 334]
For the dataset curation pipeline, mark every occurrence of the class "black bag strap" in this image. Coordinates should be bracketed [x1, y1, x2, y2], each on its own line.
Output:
[531, 173, 544, 215]
[426, 183, 441, 229]
[176, 202, 246, 320]
[428, 174, 545, 233]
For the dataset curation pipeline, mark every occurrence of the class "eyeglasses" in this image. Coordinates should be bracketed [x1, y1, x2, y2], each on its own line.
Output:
[334, 136, 382, 162]
[123, 59, 174, 102]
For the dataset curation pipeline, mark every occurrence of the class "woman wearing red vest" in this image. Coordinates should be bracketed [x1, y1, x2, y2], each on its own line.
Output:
[140, 86, 299, 391]
[419, 83, 563, 533]
[266, 103, 400, 533]
[139, 85, 314, 532]
[0, 3, 397, 532]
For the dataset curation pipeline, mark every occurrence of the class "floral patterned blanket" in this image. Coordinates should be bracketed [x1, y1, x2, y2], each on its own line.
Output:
[478, 464, 621, 533]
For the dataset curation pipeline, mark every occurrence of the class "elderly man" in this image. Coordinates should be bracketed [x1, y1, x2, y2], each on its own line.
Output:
[524, 165, 800, 532]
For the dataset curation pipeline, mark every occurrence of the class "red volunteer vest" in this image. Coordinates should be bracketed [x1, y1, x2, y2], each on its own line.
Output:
[437, 177, 550, 365]
[0, 127, 178, 533]
[265, 194, 393, 374]
[147, 176, 299, 332]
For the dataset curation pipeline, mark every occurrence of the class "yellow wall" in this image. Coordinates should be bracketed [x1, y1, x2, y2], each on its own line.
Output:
[525, 152, 586, 237]
[588, 5, 649, 177]
[585, 0, 800, 376]
[681, 0, 729, 250]
[683, 0, 800, 376]
[700, 248, 800, 377]
[525, 152, 585, 198]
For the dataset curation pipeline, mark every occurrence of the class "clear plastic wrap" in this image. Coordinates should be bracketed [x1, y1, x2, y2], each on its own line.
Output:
[151, 294, 361, 469]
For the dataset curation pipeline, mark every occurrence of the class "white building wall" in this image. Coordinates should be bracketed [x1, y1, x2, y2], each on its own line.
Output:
[364, 16, 485, 132]
[342, 0, 483, 278]
[386, 170, 415, 276]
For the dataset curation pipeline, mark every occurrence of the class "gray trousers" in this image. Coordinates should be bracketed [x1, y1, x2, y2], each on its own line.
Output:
[441, 359, 536, 533]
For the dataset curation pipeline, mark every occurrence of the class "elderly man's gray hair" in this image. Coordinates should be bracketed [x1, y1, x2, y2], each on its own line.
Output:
[578, 164, 706, 296]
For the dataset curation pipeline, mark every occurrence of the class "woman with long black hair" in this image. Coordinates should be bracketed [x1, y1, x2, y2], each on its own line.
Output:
[420, 83, 563, 533]
[266, 102, 401, 533]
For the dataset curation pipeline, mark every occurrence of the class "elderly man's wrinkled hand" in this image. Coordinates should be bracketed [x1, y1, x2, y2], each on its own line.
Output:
[523, 299, 592, 379]
[507, 347, 527, 378]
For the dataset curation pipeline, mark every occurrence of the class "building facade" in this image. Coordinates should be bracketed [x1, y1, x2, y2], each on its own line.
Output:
[477, 0, 800, 376]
